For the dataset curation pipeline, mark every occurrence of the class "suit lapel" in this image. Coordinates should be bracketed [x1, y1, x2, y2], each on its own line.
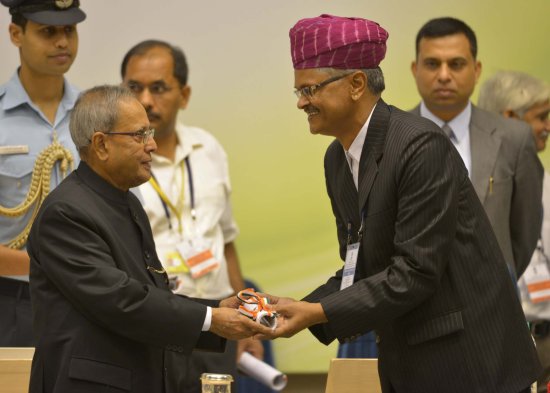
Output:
[336, 150, 359, 224]
[469, 107, 500, 203]
[358, 100, 389, 211]
[135, 216, 169, 289]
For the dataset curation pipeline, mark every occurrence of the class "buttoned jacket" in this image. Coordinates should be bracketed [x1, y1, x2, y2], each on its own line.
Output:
[304, 101, 540, 393]
[27, 162, 224, 393]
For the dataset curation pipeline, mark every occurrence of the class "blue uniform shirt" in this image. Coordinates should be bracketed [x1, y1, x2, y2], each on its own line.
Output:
[0, 70, 79, 252]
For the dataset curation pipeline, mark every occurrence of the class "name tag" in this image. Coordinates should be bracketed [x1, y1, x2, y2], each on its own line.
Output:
[176, 238, 220, 279]
[523, 247, 550, 303]
[340, 242, 359, 290]
[0, 145, 29, 155]
[164, 251, 189, 274]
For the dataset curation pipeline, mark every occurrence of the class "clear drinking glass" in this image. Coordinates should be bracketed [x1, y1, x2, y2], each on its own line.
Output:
[201, 373, 233, 393]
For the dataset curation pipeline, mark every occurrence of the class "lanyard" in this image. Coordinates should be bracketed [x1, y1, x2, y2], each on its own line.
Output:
[347, 209, 366, 245]
[148, 156, 195, 235]
[536, 236, 550, 268]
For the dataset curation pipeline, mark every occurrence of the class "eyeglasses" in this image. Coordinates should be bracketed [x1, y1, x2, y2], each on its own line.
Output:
[294, 73, 353, 99]
[102, 128, 155, 144]
[126, 81, 173, 96]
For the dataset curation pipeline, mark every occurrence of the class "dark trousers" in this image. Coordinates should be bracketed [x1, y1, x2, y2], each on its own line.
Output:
[165, 339, 238, 393]
[531, 321, 550, 393]
[0, 277, 33, 346]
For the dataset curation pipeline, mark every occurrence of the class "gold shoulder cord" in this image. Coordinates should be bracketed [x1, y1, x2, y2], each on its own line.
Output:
[0, 138, 74, 249]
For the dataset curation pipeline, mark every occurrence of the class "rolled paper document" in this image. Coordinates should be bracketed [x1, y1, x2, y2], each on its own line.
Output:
[237, 352, 288, 391]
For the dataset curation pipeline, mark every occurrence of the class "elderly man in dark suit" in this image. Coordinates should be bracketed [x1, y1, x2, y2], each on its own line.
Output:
[265, 14, 541, 393]
[26, 85, 271, 393]
[410, 17, 543, 280]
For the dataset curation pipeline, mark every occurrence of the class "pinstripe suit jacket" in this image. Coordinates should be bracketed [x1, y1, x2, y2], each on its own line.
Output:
[304, 100, 540, 393]
[411, 104, 543, 277]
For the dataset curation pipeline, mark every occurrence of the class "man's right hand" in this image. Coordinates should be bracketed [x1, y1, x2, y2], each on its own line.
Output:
[210, 307, 273, 340]
[259, 292, 295, 308]
[261, 301, 328, 339]
[0, 245, 30, 275]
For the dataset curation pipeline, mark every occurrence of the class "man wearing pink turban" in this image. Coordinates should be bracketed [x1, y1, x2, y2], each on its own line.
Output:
[265, 14, 540, 393]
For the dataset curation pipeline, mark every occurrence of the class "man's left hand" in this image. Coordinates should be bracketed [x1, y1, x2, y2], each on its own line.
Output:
[260, 301, 328, 339]
[237, 336, 264, 361]
[219, 295, 241, 309]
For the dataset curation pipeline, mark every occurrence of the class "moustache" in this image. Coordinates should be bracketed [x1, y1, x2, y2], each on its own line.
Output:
[146, 110, 161, 122]
[304, 104, 320, 115]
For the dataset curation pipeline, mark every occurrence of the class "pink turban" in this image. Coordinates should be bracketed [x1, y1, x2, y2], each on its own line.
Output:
[289, 14, 389, 70]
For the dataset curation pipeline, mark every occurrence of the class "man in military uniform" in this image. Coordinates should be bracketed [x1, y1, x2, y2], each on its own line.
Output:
[0, 0, 86, 346]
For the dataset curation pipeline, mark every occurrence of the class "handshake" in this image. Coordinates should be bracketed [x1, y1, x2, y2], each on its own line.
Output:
[209, 288, 328, 341]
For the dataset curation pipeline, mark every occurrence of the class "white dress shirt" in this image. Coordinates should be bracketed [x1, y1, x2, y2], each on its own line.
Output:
[344, 104, 376, 189]
[139, 123, 239, 300]
[519, 171, 550, 320]
[420, 101, 472, 177]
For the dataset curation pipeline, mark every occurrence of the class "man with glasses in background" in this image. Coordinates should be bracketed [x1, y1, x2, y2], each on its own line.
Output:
[0, 0, 85, 347]
[26, 84, 271, 393]
[120, 40, 263, 392]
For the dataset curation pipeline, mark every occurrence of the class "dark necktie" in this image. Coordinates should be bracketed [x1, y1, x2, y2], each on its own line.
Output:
[442, 123, 457, 142]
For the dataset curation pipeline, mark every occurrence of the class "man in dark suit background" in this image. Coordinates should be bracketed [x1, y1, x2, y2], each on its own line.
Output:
[26, 85, 271, 393]
[265, 14, 541, 393]
[410, 17, 543, 279]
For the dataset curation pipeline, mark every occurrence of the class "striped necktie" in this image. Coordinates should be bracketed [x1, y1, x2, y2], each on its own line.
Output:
[441, 123, 457, 142]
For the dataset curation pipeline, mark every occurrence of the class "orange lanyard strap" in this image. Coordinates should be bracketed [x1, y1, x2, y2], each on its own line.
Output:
[237, 288, 278, 328]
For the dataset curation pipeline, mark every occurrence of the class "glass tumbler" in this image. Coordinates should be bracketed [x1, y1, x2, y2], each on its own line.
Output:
[201, 373, 233, 393]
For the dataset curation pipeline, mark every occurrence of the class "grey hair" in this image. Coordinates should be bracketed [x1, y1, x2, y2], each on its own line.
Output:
[70, 85, 136, 156]
[320, 67, 385, 95]
[478, 71, 550, 118]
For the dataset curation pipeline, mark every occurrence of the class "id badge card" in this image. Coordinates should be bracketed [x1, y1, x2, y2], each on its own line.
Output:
[523, 248, 550, 303]
[340, 242, 359, 290]
[176, 238, 219, 279]
[164, 251, 189, 274]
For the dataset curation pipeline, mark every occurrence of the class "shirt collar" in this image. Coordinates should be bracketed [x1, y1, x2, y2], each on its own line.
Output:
[177, 124, 203, 158]
[151, 124, 204, 165]
[2, 69, 79, 113]
[59, 78, 80, 114]
[420, 101, 472, 142]
[345, 103, 376, 163]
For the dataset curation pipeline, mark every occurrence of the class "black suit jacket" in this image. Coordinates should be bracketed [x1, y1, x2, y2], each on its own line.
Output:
[304, 100, 540, 393]
[27, 162, 224, 393]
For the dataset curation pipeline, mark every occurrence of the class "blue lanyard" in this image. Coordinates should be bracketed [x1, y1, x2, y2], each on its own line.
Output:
[185, 156, 196, 219]
[151, 156, 195, 230]
[347, 209, 366, 245]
